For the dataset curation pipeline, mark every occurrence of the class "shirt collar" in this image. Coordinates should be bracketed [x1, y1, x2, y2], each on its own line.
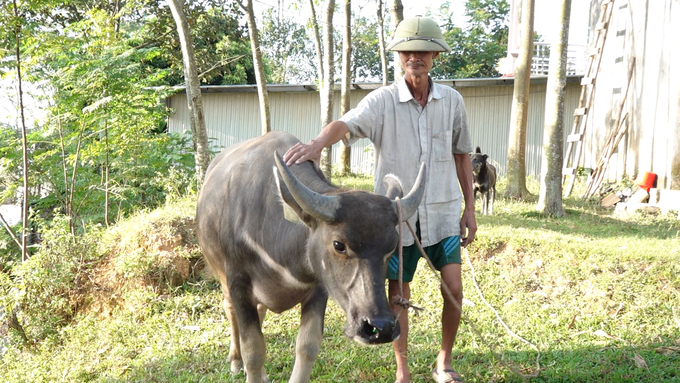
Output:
[397, 76, 444, 103]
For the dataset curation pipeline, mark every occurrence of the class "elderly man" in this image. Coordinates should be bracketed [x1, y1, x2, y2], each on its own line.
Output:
[284, 16, 476, 383]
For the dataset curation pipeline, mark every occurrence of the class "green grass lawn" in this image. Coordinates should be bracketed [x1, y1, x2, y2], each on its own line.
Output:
[1, 177, 679, 382]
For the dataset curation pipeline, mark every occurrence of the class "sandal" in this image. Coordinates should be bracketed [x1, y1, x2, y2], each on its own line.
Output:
[431, 368, 464, 383]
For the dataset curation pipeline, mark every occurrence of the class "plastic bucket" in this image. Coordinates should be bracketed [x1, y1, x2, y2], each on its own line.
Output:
[634, 171, 656, 192]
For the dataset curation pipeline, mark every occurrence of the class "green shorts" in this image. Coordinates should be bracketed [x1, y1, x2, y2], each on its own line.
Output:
[386, 222, 461, 283]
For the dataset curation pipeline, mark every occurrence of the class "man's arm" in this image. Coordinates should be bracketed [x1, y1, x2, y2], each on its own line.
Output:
[454, 152, 477, 247]
[283, 120, 350, 166]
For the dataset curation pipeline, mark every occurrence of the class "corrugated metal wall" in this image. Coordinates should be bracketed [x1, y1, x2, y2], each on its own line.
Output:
[167, 78, 582, 178]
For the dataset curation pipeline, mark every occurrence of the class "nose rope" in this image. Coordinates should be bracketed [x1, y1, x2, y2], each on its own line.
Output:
[391, 197, 423, 314]
[392, 198, 541, 379]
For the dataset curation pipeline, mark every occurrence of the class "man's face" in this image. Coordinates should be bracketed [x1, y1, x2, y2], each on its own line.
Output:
[398, 51, 439, 77]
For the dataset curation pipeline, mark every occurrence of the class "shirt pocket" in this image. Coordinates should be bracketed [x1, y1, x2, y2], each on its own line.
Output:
[432, 129, 453, 162]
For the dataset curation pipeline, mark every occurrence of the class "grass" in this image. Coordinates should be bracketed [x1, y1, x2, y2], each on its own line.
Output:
[1, 177, 679, 382]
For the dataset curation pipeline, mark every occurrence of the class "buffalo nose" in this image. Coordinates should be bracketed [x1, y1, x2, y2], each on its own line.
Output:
[360, 318, 400, 344]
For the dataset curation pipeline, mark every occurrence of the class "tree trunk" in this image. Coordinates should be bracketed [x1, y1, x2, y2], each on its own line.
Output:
[308, 0, 324, 85]
[537, 0, 571, 217]
[167, 0, 211, 185]
[104, 121, 110, 226]
[339, 0, 352, 175]
[320, 0, 336, 179]
[239, 0, 271, 134]
[13, 0, 28, 261]
[377, 0, 389, 86]
[505, 0, 534, 199]
[390, 0, 404, 81]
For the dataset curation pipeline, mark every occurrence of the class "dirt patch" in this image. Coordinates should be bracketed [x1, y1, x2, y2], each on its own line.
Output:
[76, 217, 203, 318]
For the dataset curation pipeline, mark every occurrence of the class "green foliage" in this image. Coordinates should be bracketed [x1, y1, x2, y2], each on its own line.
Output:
[351, 16, 390, 82]
[259, 8, 316, 84]
[1, 181, 679, 381]
[139, 0, 255, 86]
[0, 216, 102, 344]
[431, 0, 510, 79]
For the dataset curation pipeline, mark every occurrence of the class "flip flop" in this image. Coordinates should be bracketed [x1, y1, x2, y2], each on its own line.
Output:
[431, 368, 464, 383]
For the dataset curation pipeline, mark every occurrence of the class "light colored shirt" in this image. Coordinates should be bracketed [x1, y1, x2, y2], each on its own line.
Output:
[340, 77, 472, 247]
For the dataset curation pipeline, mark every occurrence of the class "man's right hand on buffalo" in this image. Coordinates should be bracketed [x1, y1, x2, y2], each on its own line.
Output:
[284, 120, 350, 166]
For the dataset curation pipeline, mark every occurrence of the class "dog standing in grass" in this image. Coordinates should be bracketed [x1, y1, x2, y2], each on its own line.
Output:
[471, 147, 496, 215]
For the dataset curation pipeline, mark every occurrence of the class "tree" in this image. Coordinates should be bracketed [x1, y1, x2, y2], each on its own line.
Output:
[167, 0, 211, 184]
[431, 0, 509, 79]
[351, 16, 388, 82]
[9, 0, 29, 261]
[537, 0, 570, 217]
[237, 0, 271, 134]
[259, 8, 314, 84]
[504, 0, 533, 199]
[377, 0, 389, 85]
[390, 0, 404, 81]
[307, 0, 335, 178]
[339, 0, 352, 175]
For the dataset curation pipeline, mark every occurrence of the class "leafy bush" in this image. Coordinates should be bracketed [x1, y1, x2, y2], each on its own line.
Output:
[0, 216, 102, 344]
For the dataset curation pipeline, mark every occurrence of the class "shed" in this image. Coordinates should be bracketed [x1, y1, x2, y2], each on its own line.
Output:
[166, 76, 583, 177]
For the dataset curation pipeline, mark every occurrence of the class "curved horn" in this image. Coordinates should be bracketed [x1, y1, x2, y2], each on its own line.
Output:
[274, 151, 340, 222]
[393, 162, 426, 221]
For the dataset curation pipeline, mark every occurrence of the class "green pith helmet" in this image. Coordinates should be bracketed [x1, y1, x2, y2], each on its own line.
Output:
[386, 16, 451, 53]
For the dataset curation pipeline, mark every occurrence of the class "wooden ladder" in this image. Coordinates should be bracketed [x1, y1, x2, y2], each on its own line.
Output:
[562, 0, 615, 197]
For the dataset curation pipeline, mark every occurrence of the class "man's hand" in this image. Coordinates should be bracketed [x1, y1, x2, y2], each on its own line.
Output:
[283, 140, 324, 167]
[459, 208, 477, 247]
[283, 120, 350, 166]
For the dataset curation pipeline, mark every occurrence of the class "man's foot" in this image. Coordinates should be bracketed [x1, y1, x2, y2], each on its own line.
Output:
[431, 368, 463, 383]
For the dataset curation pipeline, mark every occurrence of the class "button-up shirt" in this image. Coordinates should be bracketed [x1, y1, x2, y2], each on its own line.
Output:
[340, 76, 472, 247]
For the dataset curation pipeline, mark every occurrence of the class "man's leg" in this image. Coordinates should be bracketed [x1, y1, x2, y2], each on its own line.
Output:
[389, 279, 411, 383]
[436, 263, 463, 379]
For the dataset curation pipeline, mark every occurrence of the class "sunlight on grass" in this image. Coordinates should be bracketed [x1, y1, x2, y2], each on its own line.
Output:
[1, 179, 678, 382]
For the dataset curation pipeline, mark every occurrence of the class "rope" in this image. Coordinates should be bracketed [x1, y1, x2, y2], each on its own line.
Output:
[391, 197, 423, 314]
[391, 199, 541, 378]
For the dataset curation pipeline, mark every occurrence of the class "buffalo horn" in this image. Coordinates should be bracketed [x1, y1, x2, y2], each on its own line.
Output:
[274, 151, 340, 222]
[393, 162, 426, 221]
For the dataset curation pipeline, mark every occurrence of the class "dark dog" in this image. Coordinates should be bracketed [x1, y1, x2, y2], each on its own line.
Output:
[470, 147, 497, 215]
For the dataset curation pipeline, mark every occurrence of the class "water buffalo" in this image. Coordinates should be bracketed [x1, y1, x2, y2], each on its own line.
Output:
[196, 131, 426, 383]
[471, 146, 496, 215]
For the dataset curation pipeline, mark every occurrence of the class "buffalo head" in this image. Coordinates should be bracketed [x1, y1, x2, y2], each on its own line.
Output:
[273, 153, 425, 344]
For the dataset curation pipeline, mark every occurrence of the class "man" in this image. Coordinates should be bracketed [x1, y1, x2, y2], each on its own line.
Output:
[284, 16, 476, 383]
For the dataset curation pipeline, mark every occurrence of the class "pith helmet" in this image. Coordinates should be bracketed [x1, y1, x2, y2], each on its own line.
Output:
[386, 16, 451, 52]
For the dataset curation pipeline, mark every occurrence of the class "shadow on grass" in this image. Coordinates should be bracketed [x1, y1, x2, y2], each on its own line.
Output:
[475, 196, 679, 242]
[94, 336, 680, 383]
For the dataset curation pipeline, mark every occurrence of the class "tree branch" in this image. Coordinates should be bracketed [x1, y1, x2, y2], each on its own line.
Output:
[0, 212, 22, 249]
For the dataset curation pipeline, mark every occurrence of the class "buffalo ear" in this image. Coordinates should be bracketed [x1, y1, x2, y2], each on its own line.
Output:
[383, 174, 404, 200]
[483, 154, 488, 161]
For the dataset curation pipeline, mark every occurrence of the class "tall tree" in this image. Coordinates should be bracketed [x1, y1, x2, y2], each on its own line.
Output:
[537, 0, 571, 217]
[377, 0, 389, 85]
[504, 0, 533, 199]
[167, 0, 211, 184]
[11, 0, 28, 261]
[237, 0, 271, 134]
[307, 0, 335, 178]
[431, 0, 509, 79]
[339, 0, 352, 175]
[390, 0, 404, 81]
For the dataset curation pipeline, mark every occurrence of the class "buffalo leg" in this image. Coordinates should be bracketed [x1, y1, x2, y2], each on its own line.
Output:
[489, 186, 496, 215]
[289, 288, 328, 383]
[481, 192, 488, 215]
[229, 279, 269, 383]
[221, 284, 244, 374]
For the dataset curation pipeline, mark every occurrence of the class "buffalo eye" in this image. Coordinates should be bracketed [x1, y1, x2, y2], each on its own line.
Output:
[333, 241, 346, 253]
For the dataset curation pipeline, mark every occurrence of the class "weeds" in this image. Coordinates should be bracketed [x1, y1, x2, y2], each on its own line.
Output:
[1, 181, 679, 382]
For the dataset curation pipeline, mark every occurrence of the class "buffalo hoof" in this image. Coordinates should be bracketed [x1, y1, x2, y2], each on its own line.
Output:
[230, 359, 243, 374]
